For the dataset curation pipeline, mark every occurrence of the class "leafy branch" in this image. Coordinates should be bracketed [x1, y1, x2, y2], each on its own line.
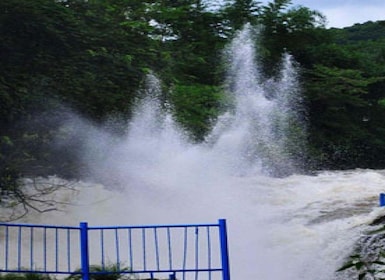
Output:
[337, 252, 385, 280]
[337, 224, 385, 280]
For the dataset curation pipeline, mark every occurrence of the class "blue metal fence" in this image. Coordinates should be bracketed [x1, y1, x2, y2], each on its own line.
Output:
[0, 219, 230, 280]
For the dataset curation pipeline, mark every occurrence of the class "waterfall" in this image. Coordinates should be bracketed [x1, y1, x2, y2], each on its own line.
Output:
[11, 25, 385, 280]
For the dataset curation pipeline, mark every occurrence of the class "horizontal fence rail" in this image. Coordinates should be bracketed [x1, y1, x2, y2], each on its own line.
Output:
[0, 219, 230, 280]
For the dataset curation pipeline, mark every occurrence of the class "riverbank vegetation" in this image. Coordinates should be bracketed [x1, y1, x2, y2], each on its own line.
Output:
[0, 264, 166, 280]
[1, 0, 385, 194]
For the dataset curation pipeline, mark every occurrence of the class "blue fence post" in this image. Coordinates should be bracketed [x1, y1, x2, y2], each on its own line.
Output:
[80, 222, 90, 280]
[218, 219, 230, 280]
[380, 193, 385, 207]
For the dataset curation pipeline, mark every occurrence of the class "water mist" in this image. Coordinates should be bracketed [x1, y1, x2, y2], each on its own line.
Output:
[15, 25, 385, 280]
[207, 25, 306, 176]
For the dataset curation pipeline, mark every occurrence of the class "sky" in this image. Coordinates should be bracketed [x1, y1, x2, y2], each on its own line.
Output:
[288, 0, 385, 28]
[210, 0, 385, 28]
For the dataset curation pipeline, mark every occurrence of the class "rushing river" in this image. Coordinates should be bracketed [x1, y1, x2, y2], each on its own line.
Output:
[11, 25, 385, 279]
[19, 170, 385, 280]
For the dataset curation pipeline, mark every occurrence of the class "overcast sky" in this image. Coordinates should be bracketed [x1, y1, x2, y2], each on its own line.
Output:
[287, 0, 385, 28]
[209, 0, 385, 28]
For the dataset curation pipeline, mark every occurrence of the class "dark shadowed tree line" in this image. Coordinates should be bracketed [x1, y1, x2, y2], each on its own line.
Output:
[1, 0, 385, 208]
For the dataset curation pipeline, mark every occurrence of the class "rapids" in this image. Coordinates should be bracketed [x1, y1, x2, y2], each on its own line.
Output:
[18, 170, 385, 280]
[11, 25, 385, 279]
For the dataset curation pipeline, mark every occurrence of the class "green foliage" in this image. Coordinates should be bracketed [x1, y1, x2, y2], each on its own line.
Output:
[301, 20, 385, 169]
[337, 225, 385, 279]
[0, 264, 166, 280]
[331, 20, 385, 44]
[304, 65, 379, 168]
[1, 0, 385, 196]
[221, 0, 262, 31]
[150, 0, 227, 84]
[170, 84, 224, 141]
[66, 264, 136, 280]
[257, 0, 327, 75]
[0, 273, 53, 280]
[0, 0, 154, 194]
[337, 253, 385, 280]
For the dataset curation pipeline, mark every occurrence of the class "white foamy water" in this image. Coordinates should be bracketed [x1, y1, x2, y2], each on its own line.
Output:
[10, 25, 385, 279]
[19, 170, 385, 280]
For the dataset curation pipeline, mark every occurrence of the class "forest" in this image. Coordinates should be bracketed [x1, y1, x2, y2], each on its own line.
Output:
[2, 0, 385, 195]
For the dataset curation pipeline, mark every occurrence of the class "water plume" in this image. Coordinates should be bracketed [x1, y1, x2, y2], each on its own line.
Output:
[206, 24, 306, 176]
[15, 25, 385, 280]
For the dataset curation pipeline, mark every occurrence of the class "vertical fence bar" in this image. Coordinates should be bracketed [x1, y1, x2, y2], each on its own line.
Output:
[80, 222, 90, 280]
[0, 226, 2, 270]
[167, 227, 173, 271]
[5, 226, 9, 270]
[182, 227, 188, 280]
[154, 228, 160, 270]
[218, 219, 230, 280]
[207, 226, 212, 280]
[115, 228, 120, 270]
[17, 226, 22, 270]
[128, 228, 133, 270]
[380, 193, 385, 206]
[55, 228, 59, 272]
[30, 227, 34, 270]
[43, 227, 47, 272]
[142, 228, 147, 271]
[100, 229, 105, 269]
[67, 229, 71, 272]
[194, 227, 199, 280]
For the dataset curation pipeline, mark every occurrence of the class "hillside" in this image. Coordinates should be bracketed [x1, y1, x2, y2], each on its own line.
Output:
[330, 20, 385, 43]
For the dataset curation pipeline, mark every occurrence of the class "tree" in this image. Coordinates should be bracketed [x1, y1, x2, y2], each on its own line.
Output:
[148, 0, 226, 85]
[258, 0, 327, 75]
[304, 65, 380, 168]
[0, 0, 156, 203]
[170, 84, 223, 141]
[302, 21, 385, 169]
[221, 0, 262, 32]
